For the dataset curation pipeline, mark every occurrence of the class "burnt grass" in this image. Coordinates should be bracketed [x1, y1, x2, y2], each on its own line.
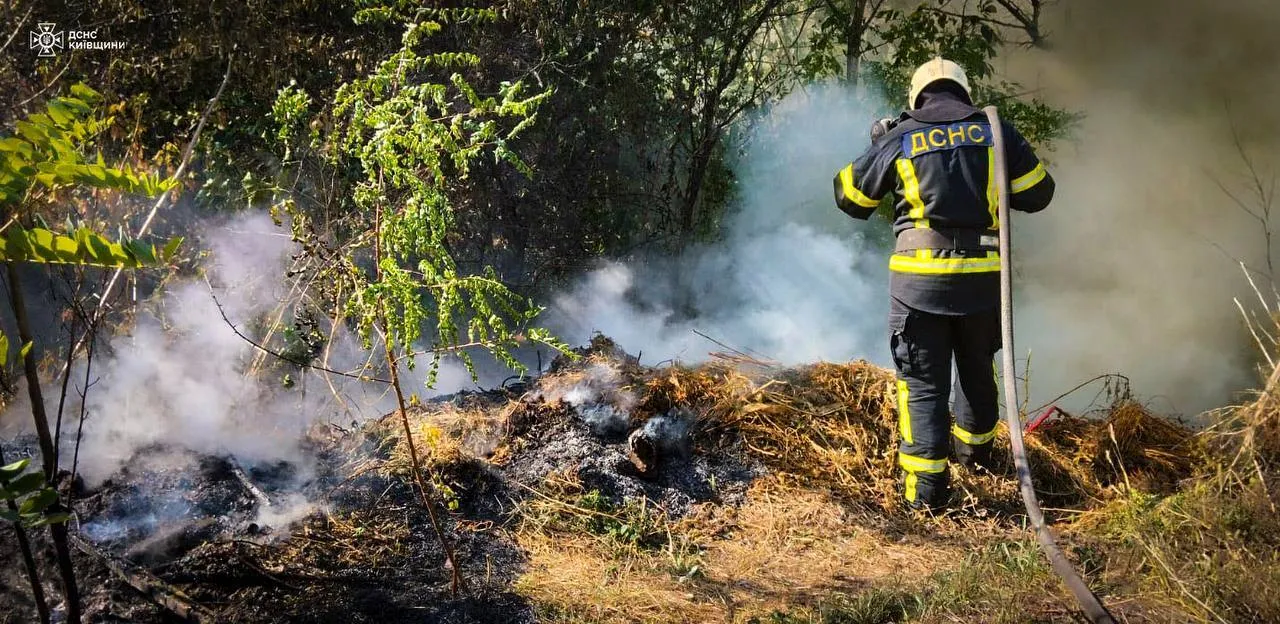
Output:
[0, 368, 762, 623]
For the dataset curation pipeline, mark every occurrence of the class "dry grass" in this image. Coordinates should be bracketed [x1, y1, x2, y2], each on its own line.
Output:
[269, 507, 412, 570]
[387, 402, 508, 462]
[355, 344, 1252, 623]
[641, 360, 1196, 517]
[514, 475, 964, 624]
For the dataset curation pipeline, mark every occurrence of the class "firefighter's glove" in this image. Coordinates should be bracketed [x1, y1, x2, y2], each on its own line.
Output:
[870, 117, 896, 142]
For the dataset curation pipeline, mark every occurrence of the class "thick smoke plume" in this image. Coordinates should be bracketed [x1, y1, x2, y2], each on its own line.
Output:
[551, 84, 892, 370]
[1001, 0, 1280, 415]
[555, 1, 1280, 417]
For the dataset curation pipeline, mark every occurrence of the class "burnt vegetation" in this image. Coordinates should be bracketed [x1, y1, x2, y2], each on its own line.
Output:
[4, 337, 1263, 622]
[2, 1, 1279, 623]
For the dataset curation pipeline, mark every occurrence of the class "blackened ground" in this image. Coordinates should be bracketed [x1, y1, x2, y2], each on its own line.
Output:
[0, 364, 762, 624]
[0, 426, 536, 624]
[499, 399, 762, 516]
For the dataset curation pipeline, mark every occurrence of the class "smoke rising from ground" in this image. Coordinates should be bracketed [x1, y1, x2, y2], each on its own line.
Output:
[1001, 0, 1280, 415]
[62, 212, 475, 486]
[555, 3, 1280, 418]
[551, 84, 892, 369]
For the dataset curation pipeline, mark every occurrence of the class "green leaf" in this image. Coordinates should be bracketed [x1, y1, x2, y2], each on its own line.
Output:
[69, 83, 100, 103]
[18, 341, 32, 361]
[29, 228, 60, 262]
[28, 512, 71, 528]
[3, 226, 33, 261]
[0, 459, 29, 480]
[161, 236, 184, 261]
[18, 488, 56, 515]
[52, 234, 79, 263]
[6, 472, 45, 495]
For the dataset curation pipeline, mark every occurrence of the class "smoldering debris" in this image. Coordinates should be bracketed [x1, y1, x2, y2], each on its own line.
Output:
[34, 335, 758, 622]
[1, 332, 1208, 623]
[536, 360, 639, 439]
[74, 448, 333, 564]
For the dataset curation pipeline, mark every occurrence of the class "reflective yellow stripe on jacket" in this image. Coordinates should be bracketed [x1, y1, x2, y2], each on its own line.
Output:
[1011, 162, 1047, 194]
[896, 159, 930, 229]
[837, 164, 880, 208]
[888, 249, 1001, 275]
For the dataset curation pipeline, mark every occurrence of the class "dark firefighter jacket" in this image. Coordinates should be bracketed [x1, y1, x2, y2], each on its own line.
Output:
[833, 90, 1055, 314]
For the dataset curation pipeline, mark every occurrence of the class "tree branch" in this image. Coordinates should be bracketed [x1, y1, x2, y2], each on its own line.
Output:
[208, 284, 391, 385]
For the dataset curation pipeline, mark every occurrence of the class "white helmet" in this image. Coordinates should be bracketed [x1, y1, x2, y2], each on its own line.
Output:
[908, 58, 972, 110]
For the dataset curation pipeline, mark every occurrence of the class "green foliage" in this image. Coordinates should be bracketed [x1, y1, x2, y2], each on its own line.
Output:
[0, 83, 182, 274]
[1089, 477, 1280, 622]
[0, 458, 70, 530]
[0, 84, 175, 206]
[572, 489, 668, 553]
[274, 1, 570, 387]
[805, 1, 1077, 148]
[0, 225, 181, 268]
[747, 586, 922, 624]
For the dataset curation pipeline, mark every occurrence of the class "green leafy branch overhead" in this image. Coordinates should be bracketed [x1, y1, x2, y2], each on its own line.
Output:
[0, 226, 182, 268]
[0, 84, 183, 268]
[0, 84, 176, 206]
[274, 1, 568, 387]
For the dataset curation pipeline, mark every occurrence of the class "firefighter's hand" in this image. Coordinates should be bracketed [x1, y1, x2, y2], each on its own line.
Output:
[870, 117, 895, 142]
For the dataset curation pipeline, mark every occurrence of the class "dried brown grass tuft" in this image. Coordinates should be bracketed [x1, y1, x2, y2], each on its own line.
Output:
[646, 361, 901, 508]
[513, 475, 960, 623]
[637, 359, 1197, 518]
[374, 403, 507, 477]
[271, 508, 411, 570]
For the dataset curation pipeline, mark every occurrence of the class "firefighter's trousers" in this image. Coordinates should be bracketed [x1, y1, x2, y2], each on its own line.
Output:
[889, 297, 1001, 508]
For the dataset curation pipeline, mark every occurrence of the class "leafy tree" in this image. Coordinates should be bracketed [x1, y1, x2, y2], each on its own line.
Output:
[269, 2, 571, 593]
[803, 0, 1076, 146]
[1, 84, 181, 624]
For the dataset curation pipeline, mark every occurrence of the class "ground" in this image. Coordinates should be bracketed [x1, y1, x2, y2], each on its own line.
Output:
[3, 336, 1277, 623]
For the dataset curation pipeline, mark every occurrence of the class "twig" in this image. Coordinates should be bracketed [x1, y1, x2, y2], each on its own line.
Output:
[228, 459, 273, 507]
[70, 535, 219, 623]
[691, 328, 776, 365]
[70, 284, 103, 490]
[1026, 373, 1131, 416]
[12, 60, 73, 111]
[0, 7, 32, 56]
[208, 284, 390, 384]
[1236, 297, 1275, 369]
[1241, 261, 1274, 316]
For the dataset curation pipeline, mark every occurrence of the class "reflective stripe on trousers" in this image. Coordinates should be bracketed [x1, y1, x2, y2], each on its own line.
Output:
[889, 298, 1002, 505]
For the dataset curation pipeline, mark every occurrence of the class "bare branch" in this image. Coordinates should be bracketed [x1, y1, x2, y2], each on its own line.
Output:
[208, 284, 391, 384]
[0, 6, 32, 56]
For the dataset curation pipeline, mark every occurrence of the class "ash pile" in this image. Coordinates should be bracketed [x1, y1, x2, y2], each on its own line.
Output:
[502, 337, 763, 517]
[2, 336, 763, 623]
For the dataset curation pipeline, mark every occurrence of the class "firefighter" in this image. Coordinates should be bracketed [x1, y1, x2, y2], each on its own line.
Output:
[832, 58, 1054, 510]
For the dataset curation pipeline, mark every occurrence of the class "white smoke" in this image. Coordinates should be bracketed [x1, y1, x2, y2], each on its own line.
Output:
[65, 212, 476, 486]
[997, 0, 1279, 416]
[551, 84, 893, 368]
[538, 361, 636, 437]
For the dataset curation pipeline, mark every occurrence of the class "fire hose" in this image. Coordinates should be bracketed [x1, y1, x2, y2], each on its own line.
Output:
[984, 106, 1117, 624]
